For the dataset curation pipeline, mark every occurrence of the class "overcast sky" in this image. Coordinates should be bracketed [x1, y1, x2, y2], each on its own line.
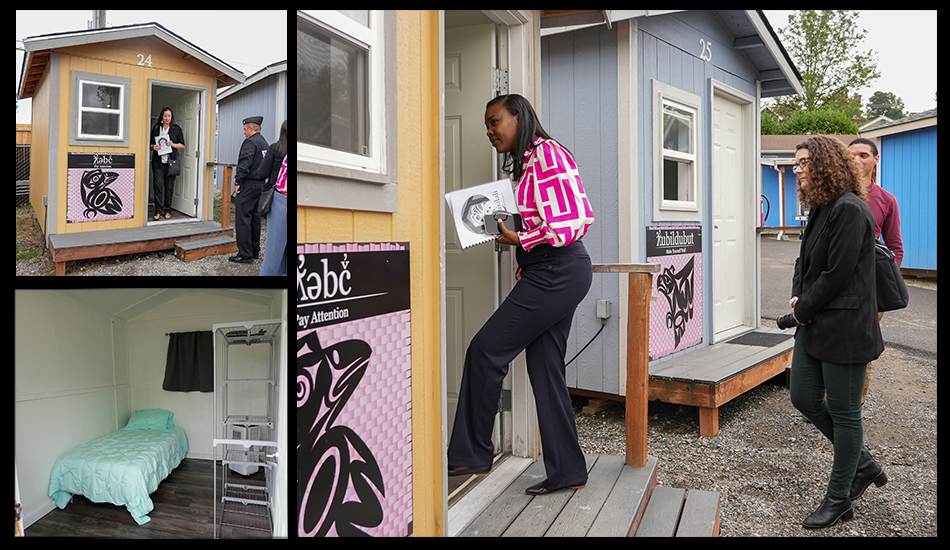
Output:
[16, 10, 287, 123]
[17, 10, 935, 122]
[763, 10, 937, 115]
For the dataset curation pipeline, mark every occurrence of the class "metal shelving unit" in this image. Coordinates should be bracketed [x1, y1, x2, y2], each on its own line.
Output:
[212, 319, 281, 538]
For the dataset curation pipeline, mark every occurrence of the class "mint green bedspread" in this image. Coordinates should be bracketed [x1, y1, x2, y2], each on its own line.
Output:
[48, 426, 188, 525]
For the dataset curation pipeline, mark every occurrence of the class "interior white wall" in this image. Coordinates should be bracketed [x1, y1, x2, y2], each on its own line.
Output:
[15, 290, 130, 529]
[15, 288, 283, 534]
[126, 292, 273, 461]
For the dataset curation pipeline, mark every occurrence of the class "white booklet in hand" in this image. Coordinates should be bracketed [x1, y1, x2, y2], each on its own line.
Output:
[445, 178, 518, 249]
[154, 135, 172, 156]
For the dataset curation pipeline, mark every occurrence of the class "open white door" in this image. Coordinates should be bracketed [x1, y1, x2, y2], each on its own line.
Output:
[444, 20, 498, 447]
[171, 91, 200, 217]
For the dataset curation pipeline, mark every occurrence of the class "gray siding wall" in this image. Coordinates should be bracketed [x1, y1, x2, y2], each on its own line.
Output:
[540, 11, 764, 395]
[542, 24, 620, 394]
[638, 12, 758, 358]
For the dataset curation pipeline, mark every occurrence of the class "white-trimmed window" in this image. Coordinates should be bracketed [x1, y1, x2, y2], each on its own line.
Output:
[78, 80, 124, 140]
[661, 101, 695, 205]
[653, 80, 701, 221]
[69, 70, 131, 147]
[297, 10, 398, 213]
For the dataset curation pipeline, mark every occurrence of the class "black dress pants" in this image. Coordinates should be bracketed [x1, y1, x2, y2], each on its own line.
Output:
[448, 241, 593, 489]
[235, 181, 263, 258]
[152, 161, 176, 215]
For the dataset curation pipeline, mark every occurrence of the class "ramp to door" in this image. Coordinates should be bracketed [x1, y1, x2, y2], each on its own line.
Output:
[649, 327, 794, 436]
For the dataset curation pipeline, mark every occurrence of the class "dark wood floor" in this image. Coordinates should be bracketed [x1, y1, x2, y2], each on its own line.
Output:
[26, 458, 271, 538]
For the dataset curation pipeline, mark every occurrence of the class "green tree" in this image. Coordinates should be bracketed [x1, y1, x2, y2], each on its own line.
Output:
[780, 109, 858, 135]
[773, 10, 880, 116]
[760, 109, 782, 135]
[866, 91, 907, 120]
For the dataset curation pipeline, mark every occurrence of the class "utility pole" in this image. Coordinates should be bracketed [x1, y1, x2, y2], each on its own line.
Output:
[89, 10, 107, 29]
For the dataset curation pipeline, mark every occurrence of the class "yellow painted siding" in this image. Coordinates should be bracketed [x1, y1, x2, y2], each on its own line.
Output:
[52, 37, 216, 234]
[297, 10, 444, 536]
[29, 66, 50, 229]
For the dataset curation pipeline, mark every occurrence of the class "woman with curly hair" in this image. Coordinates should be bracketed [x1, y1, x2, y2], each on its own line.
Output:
[788, 135, 886, 529]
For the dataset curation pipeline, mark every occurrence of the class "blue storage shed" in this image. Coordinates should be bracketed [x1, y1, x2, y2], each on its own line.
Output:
[539, 10, 803, 396]
[862, 108, 937, 275]
[759, 134, 851, 230]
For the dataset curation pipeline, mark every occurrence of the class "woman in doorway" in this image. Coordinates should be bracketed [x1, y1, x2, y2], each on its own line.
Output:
[150, 107, 185, 220]
[788, 135, 886, 529]
[447, 94, 595, 496]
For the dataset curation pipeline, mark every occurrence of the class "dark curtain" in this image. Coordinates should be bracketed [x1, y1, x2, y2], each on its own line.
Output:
[163, 331, 214, 392]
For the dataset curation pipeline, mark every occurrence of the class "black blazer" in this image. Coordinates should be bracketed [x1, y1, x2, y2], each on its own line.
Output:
[792, 189, 884, 364]
[150, 124, 185, 165]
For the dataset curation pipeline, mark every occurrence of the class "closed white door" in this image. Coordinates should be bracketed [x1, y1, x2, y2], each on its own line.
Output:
[711, 92, 746, 336]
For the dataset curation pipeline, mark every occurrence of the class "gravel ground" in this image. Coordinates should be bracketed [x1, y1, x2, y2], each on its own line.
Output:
[572, 332, 937, 537]
[16, 198, 272, 276]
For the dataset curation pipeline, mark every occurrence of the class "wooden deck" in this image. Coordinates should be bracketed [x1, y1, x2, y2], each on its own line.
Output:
[449, 453, 720, 537]
[47, 221, 234, 275]
[649, 327, 794, 437]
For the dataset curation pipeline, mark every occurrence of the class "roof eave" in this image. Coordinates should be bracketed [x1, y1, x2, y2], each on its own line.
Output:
[18, 22, 244, 96]
[745, 10, 804, 98]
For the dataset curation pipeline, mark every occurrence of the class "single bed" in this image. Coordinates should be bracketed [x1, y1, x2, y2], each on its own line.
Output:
[48, 409, 188, 525]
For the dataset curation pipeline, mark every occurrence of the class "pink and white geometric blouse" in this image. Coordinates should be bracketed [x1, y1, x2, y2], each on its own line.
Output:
[515, 136, 594, 252]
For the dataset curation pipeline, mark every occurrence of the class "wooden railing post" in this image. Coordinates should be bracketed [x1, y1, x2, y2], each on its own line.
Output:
[592, 263, 660, 467]
[206, 162, 237, 230]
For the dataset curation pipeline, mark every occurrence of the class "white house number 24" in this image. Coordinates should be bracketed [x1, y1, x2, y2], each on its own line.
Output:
[136, 54, 153, 67]
[698, 39, 712, 62]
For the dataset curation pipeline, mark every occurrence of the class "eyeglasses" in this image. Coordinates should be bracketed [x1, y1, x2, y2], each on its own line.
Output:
[793, 158, 811, 171]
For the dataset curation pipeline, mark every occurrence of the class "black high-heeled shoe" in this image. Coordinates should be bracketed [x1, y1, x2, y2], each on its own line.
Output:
[525, 480, 586, 496]
[850, 457, 888, 500]
[802, 494, 854, 529]
[447, 464, 491, 477]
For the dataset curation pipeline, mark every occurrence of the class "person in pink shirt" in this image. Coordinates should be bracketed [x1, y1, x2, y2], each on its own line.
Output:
[448, 94, 594, 496]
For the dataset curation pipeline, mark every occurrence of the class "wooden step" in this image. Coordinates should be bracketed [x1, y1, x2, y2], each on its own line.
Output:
[634, 486, 720, 537]
[174, 235, 238, 262]
[451, 454, 659, 537]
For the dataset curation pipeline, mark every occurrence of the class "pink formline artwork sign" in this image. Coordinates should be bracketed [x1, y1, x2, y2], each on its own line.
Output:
[297, 242, 413, 537]
[647, 226, 703, 360]
[66, 152, 135, 223]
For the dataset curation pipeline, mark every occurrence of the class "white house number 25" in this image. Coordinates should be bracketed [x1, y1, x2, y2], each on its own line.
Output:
[699, 39, 712, 62]
[136, 54, 153, 67]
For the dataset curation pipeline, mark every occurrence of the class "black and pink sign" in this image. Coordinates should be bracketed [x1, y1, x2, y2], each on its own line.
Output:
[647, 226, 703, 359]
[66, 153, 135, 223]
[296, 242, 413, 537]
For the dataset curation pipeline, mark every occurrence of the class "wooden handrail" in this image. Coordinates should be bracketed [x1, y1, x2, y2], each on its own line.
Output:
[207, 162, 234, 229]
[592, 263, 659, 467]
[592, 263, 661, 274]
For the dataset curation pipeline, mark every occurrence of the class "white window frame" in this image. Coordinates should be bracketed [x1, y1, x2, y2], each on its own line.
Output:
[298, 10, 398, 213]
[653, 79, 702, 221]
[69, 70, 131, 148]
[77, 79, 125, 141]
[299, 10, 385, 174]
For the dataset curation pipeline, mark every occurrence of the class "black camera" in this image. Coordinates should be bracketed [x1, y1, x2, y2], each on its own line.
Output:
[776, 313, 799, 330]
[483, 211, 524, 234]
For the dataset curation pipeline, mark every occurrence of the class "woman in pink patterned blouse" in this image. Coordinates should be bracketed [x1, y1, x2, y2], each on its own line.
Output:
[448, 94, 594, 496]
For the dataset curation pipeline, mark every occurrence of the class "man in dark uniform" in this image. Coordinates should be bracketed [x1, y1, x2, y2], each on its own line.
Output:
[230, 116, 269, 263]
